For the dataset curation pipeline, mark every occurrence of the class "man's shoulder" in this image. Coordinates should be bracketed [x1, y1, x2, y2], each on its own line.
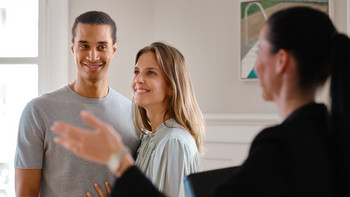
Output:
[41, 86, 69, 97]
[25, 86, 69, 108]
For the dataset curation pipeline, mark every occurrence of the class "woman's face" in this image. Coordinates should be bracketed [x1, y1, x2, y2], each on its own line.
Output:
[131, 52, 172, 112]
[254, 25, 280, 101]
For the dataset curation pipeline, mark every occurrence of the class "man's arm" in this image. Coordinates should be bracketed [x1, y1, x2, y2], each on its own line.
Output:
[15, 169, 42, 197]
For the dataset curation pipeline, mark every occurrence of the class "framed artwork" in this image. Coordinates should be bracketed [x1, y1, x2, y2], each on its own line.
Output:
[240, 0, 331, 80]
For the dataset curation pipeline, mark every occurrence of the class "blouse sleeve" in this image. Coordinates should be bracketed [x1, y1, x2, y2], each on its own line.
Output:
[151, 138, 200, 197]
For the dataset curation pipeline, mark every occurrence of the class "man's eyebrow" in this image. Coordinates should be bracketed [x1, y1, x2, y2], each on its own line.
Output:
[77, 41, 109, 44]
[97, 41, 109, 45]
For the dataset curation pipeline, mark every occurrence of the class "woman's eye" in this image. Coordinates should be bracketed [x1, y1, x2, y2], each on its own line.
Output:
[80, 45, 88, 48]
[148, 71, 155, 75]
[134, 70, 139, 75]
[99, 45, 107, 50]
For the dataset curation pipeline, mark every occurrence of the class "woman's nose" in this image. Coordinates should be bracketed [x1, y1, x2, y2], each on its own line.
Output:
[134, 73, 145, 84]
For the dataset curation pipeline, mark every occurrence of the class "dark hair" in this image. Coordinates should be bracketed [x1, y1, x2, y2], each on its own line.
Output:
[71, 11, 117, 44]
[266, 7, 337, 92]
[268, 6, 350, 195]
[330, 33, 350, 196]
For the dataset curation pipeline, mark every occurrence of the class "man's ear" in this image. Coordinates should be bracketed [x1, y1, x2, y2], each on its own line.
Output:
[113, 44, 117, 54]
[71, 44, 74, 54]
[275, 49, 289, 74]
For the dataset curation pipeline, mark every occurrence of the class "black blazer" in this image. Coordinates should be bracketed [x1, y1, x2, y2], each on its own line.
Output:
[112, 103, 338, 197]
[213, 102, 337, 196]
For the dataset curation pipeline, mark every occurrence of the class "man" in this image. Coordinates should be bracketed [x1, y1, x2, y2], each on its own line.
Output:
[14, 11, 140, 196]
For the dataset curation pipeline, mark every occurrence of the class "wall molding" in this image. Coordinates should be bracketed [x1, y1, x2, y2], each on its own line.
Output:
[202, 113, 279, 170]
[204, 113, 279, 143]
[205, 113, 279, 125]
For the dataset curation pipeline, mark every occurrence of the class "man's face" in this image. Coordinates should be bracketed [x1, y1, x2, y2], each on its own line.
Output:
[71, 23, 116, 84]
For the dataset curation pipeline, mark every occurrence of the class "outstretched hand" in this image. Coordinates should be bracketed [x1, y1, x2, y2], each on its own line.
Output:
[51, 110, 124, 165]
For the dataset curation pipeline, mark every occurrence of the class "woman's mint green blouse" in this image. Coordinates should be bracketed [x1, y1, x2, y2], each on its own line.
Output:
[135, 119, 202, 197]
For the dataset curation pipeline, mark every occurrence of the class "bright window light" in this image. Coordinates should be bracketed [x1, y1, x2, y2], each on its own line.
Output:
[0, 0, 38, 57]
[0, 64, 38, 197]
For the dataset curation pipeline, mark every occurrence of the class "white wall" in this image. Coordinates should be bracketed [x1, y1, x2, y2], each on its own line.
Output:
[39, 0, 69, 94]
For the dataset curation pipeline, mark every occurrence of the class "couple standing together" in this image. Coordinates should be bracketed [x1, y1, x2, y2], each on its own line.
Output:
[15, 11, 203, 197]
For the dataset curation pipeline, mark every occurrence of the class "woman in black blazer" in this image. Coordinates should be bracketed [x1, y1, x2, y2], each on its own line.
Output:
[52, 6, 349, 196]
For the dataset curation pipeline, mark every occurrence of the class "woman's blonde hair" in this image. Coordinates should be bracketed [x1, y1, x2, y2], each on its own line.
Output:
[132, 42, 205, 155]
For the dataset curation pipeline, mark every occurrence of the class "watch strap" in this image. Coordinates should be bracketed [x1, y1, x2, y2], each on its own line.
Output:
[107, 147, 129, 173]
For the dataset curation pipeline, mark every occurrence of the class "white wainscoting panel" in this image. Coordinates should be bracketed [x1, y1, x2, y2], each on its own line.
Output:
[202, 113, 279, 171]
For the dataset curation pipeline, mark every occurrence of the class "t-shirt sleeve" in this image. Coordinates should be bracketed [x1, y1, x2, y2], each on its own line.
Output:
[14, 102, 45, 169]
[152, 138, 198, 197]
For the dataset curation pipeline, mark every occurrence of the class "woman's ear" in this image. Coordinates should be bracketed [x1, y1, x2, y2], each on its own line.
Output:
[275, 49, 289, 74]
[168, 87, 173, 96]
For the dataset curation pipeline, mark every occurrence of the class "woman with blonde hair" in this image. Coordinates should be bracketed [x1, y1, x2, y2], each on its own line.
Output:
[52, 42, 205, 197]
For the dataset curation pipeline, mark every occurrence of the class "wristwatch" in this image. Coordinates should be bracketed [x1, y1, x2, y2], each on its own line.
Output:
[107, 147, 129, 173]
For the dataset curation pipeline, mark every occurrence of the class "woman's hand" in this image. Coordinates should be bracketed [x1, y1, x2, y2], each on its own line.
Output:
[51, 110, 124, 164]
[86, 182, 111, 197]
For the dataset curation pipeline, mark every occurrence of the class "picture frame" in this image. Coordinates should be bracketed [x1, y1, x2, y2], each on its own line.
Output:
[240, 0, 332, 81]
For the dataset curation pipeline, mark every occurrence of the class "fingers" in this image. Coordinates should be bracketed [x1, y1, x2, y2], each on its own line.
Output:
[80, 110, 120, 140]
[51, 121, 91, 157]
[53, 137, 75, 153]
[51, 121, 87, 142]
[86, 183, 110, 197]
[93, 183, 106, 197]
[105, 181, 111, 196]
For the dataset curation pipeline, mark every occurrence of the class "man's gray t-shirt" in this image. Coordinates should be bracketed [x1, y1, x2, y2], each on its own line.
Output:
[15, 85, 140, 197]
